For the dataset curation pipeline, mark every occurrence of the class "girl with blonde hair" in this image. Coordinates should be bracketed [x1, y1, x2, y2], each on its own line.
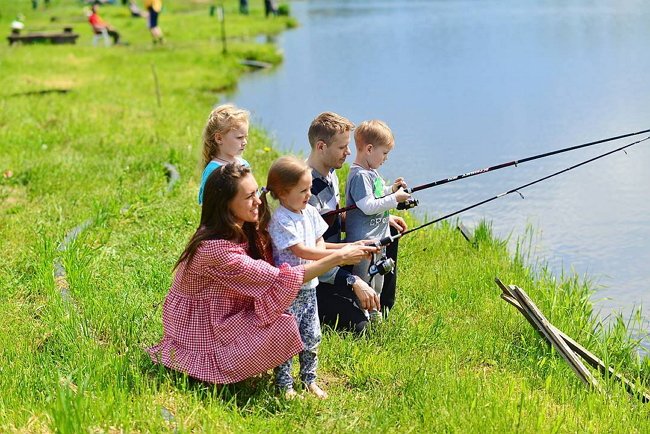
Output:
[198, 103, 250, 204]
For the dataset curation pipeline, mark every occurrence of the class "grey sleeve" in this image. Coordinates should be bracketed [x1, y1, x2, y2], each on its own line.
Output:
[318, 266, 338, 284]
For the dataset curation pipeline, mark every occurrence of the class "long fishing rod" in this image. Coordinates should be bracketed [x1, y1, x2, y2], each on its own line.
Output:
[370, 134, 650, 248]
[323, 128, 650, 218]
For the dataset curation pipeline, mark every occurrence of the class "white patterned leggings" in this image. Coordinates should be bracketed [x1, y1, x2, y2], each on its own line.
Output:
[275, 287, 321, 388]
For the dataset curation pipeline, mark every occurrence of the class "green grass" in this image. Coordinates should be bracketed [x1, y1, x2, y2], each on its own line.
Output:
[2, 1, 650, 432]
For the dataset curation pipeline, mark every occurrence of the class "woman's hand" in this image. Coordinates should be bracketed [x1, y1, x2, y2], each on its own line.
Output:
[336, 244, 377, 266]
[351, 277, 381, 311]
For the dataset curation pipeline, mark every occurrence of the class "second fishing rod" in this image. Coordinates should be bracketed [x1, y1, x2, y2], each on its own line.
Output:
[367, 134, 650, 250]
[323, 128, 650, 218]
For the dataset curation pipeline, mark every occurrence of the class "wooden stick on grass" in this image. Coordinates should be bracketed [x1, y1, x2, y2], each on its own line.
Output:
[496, 278, 650, 402]
[494, 278, 601, 391]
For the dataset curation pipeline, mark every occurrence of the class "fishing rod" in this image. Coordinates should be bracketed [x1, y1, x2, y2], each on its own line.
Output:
[323, 128, 650, 218]
[369, 134, 650, 248]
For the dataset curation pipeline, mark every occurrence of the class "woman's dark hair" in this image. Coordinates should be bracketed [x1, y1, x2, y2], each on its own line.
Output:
[174, 163, 270, 270]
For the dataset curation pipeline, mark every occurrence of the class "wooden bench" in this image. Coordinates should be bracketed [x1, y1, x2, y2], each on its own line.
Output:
[7, 28, 79, 46]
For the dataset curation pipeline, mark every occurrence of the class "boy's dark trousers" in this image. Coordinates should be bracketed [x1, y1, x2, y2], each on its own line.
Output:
[380, 225, 400, 313]
[317, 226, 400, 332]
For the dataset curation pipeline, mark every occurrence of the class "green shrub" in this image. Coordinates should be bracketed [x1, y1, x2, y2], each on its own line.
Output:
[277, 3, 290, 16]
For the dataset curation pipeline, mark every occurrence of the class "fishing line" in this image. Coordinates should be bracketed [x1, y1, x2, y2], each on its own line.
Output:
[371, 135, 650, 247]
[324, 128, 650, 218]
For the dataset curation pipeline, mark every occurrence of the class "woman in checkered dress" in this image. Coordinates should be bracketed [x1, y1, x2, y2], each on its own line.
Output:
[147, 164, 375, 384]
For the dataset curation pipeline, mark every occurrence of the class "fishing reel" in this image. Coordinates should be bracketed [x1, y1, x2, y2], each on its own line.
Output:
[368, 255, 395, 277]
[396, 197, 419, 210]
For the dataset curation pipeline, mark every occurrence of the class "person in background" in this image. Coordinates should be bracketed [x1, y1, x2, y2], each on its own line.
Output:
[147, 163, 375, 385]
[240, 0, 249, 15]
[198, 104, 250, 205]
[264, 0, 277, 17]
[88, 2, 121, 45]
[10, 15, 25, 35]
[32, 0, 51, 9]
[128, 1, 145, 18]
[144, 0, 164, 44]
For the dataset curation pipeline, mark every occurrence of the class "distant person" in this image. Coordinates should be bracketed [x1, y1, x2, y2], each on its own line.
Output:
[144, 0, 164, 44]
[147, 163, 375, 385]
[240, 0, 249, 15]
[128, 0, 145, 18]
[32, 0, 51, 9]
[88, 3, 121, 45]
[345, 120, 411, 321]
[198, 104, 250, 205]
[10, 15, 25, 35]
[264, 0, 277, 17]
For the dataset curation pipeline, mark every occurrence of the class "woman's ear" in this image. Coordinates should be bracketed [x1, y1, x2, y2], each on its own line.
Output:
[214, 132, 222, 145]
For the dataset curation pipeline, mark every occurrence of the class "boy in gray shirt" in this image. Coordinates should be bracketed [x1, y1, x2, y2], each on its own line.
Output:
[345, 120, 411, 319]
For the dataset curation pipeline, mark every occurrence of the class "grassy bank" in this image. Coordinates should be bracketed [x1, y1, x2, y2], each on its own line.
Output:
[2, 1, 650, 432]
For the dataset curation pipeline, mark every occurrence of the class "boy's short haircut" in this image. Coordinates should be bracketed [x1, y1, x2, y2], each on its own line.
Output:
[308, 112, 355, 148]
[354, 120, 394, 150]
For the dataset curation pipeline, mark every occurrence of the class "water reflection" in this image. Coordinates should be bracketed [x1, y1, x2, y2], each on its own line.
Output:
[231, 0, 650, 350]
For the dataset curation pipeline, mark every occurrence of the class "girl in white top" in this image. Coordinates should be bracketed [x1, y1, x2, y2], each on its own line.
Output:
[261, 155, 376, 399]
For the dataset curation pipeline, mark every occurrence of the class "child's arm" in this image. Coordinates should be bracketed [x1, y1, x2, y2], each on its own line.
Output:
[349, 172, 410, 216]
[325, 239, 375, 249]
[289, 237, 330, 260]
[356, 188, 410, 215]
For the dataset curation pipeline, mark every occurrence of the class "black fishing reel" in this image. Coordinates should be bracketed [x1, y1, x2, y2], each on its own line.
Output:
[397, 197, 419, 210]
[368, 256, 395, 277]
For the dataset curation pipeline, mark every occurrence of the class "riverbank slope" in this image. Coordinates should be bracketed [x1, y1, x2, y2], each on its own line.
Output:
[1, 1, 649, 432]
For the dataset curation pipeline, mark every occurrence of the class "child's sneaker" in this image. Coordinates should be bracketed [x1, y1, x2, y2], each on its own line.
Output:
[306, 382, 328, 399]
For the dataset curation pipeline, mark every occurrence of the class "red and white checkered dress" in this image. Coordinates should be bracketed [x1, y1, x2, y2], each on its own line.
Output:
[147, 239, 305, 384]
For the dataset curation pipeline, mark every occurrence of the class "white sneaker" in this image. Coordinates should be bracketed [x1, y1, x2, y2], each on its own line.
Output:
[369, 310, 382, 322]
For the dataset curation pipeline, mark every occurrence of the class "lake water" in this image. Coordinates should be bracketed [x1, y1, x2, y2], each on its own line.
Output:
[230, 0, 650, 347]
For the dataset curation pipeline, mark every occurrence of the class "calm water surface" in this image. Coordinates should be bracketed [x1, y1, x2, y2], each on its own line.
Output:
[230, 0, 650, 346]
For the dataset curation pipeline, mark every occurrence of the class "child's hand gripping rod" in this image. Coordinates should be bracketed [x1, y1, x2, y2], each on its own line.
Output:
[368, 233, 403, 248]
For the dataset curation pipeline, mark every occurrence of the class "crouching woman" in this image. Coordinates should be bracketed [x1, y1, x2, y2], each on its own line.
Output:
[147, 163, 374, 384]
